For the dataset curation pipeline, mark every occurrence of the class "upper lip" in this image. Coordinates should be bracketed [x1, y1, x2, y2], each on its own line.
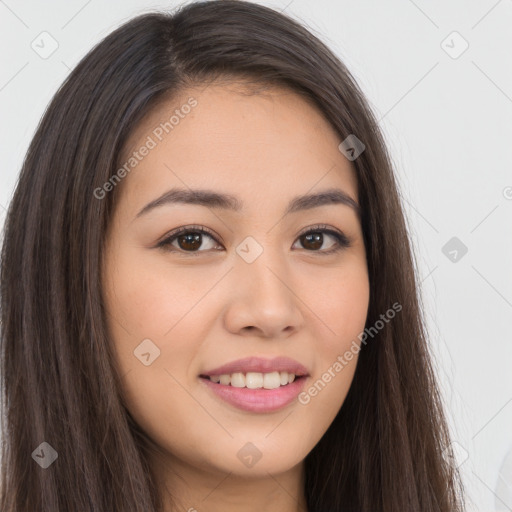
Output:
[200, 356, 309, 377]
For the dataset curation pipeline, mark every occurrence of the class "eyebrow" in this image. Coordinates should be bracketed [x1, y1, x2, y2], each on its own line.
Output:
[135, 187, 361, 219]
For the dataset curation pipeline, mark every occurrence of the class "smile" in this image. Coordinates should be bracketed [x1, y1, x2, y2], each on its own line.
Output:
[199, 356, 309, 413]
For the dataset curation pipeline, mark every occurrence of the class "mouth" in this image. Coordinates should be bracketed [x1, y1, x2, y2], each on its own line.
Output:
[198, 357, 310, 413]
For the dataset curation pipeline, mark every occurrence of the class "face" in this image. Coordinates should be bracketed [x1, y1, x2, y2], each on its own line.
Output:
[101, 82, 370, 483]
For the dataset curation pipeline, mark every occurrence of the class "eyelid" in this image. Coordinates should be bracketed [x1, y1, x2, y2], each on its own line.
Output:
[155, 224, 220, 246]
[296, 223, 350, 243]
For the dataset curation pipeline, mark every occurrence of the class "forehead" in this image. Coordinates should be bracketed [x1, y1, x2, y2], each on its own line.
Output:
[117, 82, 358, 213]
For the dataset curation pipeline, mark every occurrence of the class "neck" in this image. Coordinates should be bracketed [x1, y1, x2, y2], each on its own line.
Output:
[150, 450, 309, 512]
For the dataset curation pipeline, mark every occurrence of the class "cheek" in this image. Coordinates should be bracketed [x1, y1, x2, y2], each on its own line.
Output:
[307, 257, 370, 351]
[102, 250, 199, 395]
[300, 261, 369, 413]
[104, 245, 215, 348]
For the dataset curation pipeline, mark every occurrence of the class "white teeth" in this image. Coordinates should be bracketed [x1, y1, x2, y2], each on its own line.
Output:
[207, 371, 299, 388]
[263, 371, 281, 389]
[231, 372, 245, 388]
[219, 374, 231, 385]
[246, 372, 263, 389]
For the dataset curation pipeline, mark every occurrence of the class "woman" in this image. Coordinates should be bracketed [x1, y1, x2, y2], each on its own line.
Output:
[0, 1, 464, 510]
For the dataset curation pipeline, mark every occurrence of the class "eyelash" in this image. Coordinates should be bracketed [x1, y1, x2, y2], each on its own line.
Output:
[156, 224, 351, 256]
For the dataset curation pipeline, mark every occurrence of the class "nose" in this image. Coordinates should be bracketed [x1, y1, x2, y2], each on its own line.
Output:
[222, 251, 305, 339]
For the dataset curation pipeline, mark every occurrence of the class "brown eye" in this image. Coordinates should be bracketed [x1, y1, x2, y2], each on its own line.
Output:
[300, 232, 324, 251]
[293, 226, 351, 255]
[158, 226, 222, 253]
[176, 232, 202, 251]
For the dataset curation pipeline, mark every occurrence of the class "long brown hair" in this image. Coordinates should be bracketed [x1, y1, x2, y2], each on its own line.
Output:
[0, 1, 464, 510]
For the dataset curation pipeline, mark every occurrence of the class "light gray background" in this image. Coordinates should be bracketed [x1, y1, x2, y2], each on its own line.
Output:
[1, 1, 511, 510]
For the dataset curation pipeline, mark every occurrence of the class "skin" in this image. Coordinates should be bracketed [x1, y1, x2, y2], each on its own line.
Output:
[102, 81, 370, 512]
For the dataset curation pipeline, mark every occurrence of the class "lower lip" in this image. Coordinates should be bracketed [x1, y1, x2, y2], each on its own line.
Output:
[199, 376, 308, 413]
